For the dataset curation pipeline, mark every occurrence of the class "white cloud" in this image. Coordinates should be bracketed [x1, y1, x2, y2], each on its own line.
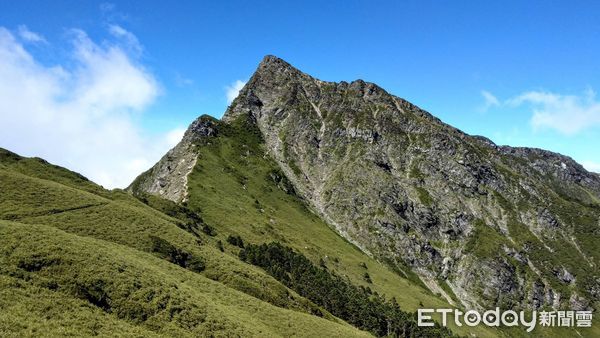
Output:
[108, 24, 142, 54]
[226, 80, 246, 104]
[581, 161, 600, 173]
[100, 2, 116, 12]
[165, 128, 186, 147]
[174, 72, 194, 87]
[17, 25, 47, 44]
[99, 2, 128, 22]
[0, 26, 182, 189]
[479, 90, 500, 112]
[507, 89, 600, 135]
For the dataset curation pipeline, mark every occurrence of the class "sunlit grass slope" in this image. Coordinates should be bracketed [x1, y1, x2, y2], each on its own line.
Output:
[0, 148, 369, 337]
[0, 221, 370, 337]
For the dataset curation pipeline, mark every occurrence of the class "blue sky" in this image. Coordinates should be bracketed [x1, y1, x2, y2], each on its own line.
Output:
[1, 1, 599, 187]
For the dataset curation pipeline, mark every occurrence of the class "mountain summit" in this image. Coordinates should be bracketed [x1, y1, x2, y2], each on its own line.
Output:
[131, 55, 600, 313]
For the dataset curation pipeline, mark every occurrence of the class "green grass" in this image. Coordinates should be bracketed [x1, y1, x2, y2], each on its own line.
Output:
[0, 274, 160, 337]
[415, 186, 433, 206]
[239, 242, 455, 337]
[464, 219, 508, 258]
[0, 221, 369, 337]
[0, 169, 316, 314]
[0, 148, 371, 337]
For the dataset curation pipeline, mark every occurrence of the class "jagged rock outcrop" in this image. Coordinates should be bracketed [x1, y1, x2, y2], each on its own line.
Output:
[129, 117, 218, 202]
[134, 55, 600, 311]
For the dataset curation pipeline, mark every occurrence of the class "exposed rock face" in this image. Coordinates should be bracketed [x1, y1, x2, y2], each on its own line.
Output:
[136, 55, 600, 311]
[129, 117, 218, 202]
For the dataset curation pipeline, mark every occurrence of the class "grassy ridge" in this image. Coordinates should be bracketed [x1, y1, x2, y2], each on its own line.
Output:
[0, 149, 370, 337]
[0, 221, 369, 337]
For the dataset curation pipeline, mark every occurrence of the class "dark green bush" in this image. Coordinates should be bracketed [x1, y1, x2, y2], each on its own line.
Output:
[202, 224, 217, 236]
[226, 235, 244, 248]
[149, 236, 205, 272]
[239, 242, 455, 337]
[363, 272, 372, 284]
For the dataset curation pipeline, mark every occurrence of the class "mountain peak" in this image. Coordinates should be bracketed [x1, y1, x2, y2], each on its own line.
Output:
[134, 55, 600, 314]
[258, 54, 293, 69]
[222, 55, 311, 122]
[254, 54, 308, 80]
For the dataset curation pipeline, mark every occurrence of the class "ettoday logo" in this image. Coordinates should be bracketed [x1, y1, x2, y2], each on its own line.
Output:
[417, 308, 593, 332]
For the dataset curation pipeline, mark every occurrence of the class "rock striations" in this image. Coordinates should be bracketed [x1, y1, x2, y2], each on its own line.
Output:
[131, 55, 600, 312]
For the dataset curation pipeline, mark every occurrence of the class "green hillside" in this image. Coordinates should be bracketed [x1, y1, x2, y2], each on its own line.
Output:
[0, 146, 458, 336]
[2, 121, 595, 337]
[130, 116, 514, 338]
[0, 148, 370, 337]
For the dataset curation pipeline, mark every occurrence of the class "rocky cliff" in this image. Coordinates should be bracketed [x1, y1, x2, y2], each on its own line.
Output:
[132, 55, 600, 312]
[131, 117, 218, 202]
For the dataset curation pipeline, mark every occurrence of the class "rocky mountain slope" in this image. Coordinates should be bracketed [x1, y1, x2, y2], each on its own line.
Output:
[1, 145, 465, 336]
[133, 56, 600, 316]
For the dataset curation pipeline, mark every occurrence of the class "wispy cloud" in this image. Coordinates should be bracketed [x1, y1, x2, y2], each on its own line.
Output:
[99, 2, 116, 12]
[226, 80, 246, 104]
[507, 89, 600, 135]
[17, 25, 47, 44]
[99, 2, 129, 23]
[581, 161, 600, 173]
[479, 90, 500, 112]
[108, 24, 142, 54]
[174, 72, 194, 87]
[165, 128, 186, 147]
[482, 89, 600, 135]
[0, 25, 182, 189]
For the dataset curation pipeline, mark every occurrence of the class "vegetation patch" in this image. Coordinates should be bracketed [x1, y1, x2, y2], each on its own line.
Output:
[464, 219, 508, 257]
[149, 236, 206, 273]
[240, 242, 455, 337]
[415, 186, 433, 206]
[226, 235, 245, 248]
